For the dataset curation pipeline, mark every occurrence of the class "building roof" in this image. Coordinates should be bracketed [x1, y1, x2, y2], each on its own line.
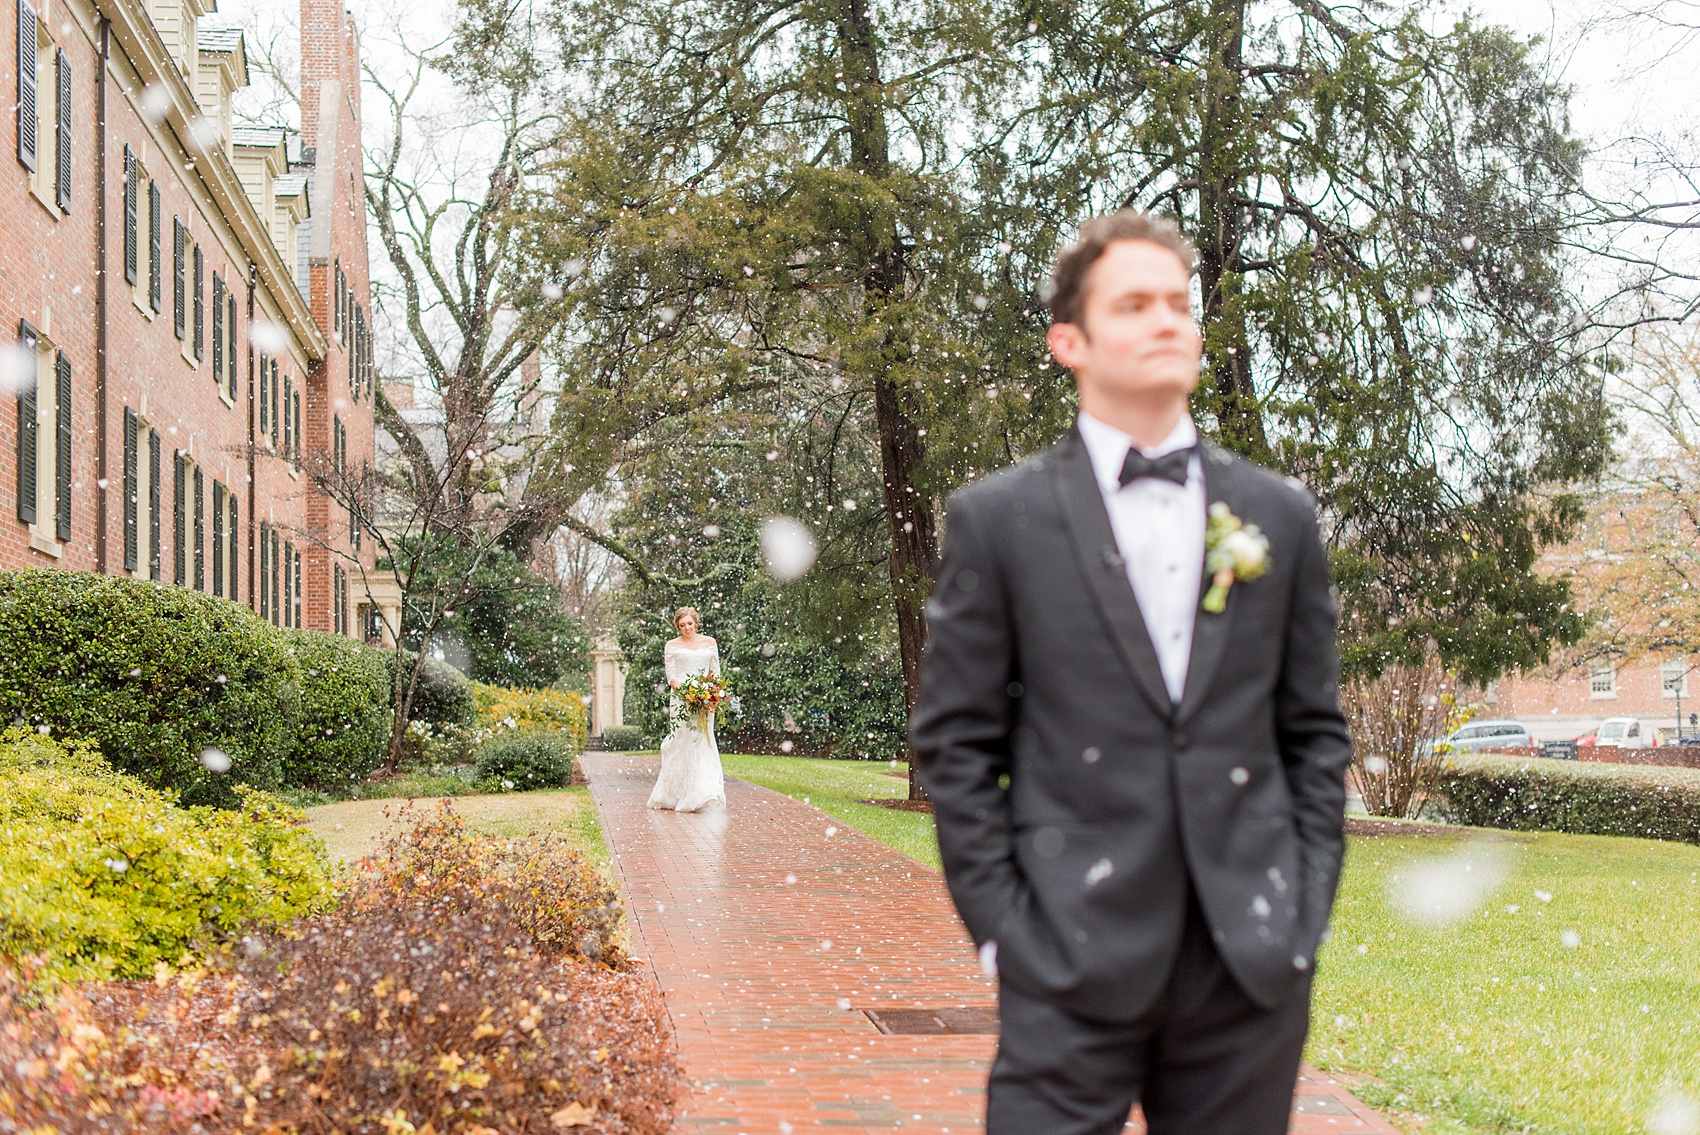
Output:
[232, 126, 289, 149]
[196, 23, 245, 54]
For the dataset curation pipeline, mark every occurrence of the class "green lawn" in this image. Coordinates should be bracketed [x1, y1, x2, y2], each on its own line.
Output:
[721, 753, 942, 867]
[721, 754, 1700, 1135]
[303, 787, 610, 874]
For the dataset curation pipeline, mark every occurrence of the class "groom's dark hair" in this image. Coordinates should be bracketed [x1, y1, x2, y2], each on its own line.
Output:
[1046, 211, 1197, 327]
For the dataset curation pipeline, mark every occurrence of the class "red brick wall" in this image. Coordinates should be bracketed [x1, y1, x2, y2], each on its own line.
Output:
[0, 0, 373, 635]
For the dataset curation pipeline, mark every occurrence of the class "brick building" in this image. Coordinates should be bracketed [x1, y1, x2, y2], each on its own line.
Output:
[2, 0, 376, 636]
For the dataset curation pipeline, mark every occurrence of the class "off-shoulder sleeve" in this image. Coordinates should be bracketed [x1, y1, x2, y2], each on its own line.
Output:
[663, 643, 683, 684]
[709, 644, 721, 676]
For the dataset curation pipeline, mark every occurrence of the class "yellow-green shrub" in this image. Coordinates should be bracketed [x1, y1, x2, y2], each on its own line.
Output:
[0, 729, 336, 985]
[473, 683, 589, 751]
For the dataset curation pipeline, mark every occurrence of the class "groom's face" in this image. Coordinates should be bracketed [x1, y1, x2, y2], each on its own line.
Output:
[1047, 239, 1202, 403]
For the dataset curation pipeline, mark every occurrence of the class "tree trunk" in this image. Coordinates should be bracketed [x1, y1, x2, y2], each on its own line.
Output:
[1194, 0, 1270, 461]
[837, 0, 938, 799]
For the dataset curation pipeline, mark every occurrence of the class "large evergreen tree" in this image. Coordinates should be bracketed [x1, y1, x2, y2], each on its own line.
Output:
[448, 0, 1611, 784]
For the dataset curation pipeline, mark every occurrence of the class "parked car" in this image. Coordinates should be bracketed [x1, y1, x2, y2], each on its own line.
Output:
[1593, 717, 1653, 749]
[1575, 731, 1598, 746]
[1438, 720, 1534, 752]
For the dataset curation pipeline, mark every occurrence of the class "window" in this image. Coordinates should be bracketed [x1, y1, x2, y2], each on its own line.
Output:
[281, 371, 293, 455]
[13, 321, 69, 546]
[16, 4, 69, 213]
[1590, 664, 1617, 699]
[1663, 662, 1690, 700]
[293, 387, 301, 470]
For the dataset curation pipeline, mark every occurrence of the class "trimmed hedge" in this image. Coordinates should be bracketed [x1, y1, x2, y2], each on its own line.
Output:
[0, 569, 300, 806]
[0, 728, 334, 985]
[474, 729, 576, 790]
[281, 629, 392, 790]
[600, 724, 645, 751]
[390, 650, 475, 728]
[473, 683, 589, 751]
[1434, 754, 1700, 845]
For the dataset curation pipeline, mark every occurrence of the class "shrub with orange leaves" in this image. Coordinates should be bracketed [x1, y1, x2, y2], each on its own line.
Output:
[0, 806, 675, 1134]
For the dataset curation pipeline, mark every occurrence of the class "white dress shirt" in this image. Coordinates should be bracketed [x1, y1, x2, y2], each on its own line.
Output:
[1077, 410, 1205, 702]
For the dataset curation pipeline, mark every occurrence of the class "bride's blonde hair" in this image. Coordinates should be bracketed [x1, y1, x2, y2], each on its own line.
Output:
[673, 605, 702, 631]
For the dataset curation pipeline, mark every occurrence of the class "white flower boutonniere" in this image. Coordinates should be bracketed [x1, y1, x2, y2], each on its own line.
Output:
[1202, 502, 1270, 613]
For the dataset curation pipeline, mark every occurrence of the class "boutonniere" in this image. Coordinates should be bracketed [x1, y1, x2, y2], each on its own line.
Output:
[1202, 502, 1271, 613]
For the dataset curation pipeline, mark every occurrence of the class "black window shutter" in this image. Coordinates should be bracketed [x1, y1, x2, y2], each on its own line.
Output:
[228, 494, 238, 603]
[16, 0, 35, 173]
[293, 389, 301, 469]
[282, 539, 292, 626]
[123, 407, 137, 571]
[123, 146, 137, 283]
[293, 547, 301, 628]
[172, 219, 185, 339]
[214, 479, 227, 598]
[270, 528, 279, 623]
[53, 48, 67, 211]
[172, 452, 185, 585]
[282, 373, 292, 455]
[148, 182, 161, 310]
[192, 244, 203, 359]
[258, 522, 269, 620]
[258, 353, 268, 433]
[14, 321, 36, 524]
[211, 274, 223, 382]
[270, 360, 279, 446]
[227, 292, 237, 397]
[193, 465, 203, 590]
[148, 429, 161, 579]
[53, 351, 69, 541]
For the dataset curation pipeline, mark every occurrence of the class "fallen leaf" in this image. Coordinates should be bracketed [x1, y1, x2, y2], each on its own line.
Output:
[551, 1101, 597, 1128]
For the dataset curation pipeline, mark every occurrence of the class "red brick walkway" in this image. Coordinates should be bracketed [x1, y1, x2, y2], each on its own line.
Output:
[582, 752, 1395, 1135]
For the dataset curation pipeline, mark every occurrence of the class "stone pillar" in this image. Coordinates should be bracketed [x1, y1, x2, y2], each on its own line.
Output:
[589, 636, 627, 736]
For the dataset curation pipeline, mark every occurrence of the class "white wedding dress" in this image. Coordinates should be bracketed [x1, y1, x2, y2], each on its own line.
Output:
[648, 638, 727, 812]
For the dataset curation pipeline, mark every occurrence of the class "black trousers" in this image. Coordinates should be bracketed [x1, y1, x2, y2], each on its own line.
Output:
[986, 896, 1312, 1135]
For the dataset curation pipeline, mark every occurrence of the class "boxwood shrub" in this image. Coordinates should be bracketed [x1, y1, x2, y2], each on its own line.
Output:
[474, 729, 576, 791]
[1434, 755, 1700, 845]
[281, 629, 392, 790]
[389, 650, 475, 728]
[0, 569, 301, 805]
[0, 727, 335, 985]
[599, 724, 645, 751]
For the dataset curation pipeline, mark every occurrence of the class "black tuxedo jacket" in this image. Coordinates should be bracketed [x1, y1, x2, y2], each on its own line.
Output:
[911, 427, 1351, 1022]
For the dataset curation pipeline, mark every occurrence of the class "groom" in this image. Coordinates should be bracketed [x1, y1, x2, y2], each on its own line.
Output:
[911, 211, 1351, 1135]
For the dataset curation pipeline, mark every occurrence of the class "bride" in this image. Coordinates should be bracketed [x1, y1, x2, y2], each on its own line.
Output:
[647, 606, 727, 812]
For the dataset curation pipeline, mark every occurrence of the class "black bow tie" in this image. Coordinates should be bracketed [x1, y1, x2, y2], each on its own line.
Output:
[1119, 445, 1194, 488]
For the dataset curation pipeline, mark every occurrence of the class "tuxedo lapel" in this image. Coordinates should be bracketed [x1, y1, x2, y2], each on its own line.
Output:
[1177, 443, 1239, 725]
[1050, 429, 1175, 721]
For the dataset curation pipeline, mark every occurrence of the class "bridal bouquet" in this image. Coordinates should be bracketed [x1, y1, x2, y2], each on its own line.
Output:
[672, 671, 736, 733]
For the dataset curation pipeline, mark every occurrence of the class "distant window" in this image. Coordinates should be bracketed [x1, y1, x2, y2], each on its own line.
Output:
[1662, 662, 1689, 700]
[1590, 665, 1617, 699]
